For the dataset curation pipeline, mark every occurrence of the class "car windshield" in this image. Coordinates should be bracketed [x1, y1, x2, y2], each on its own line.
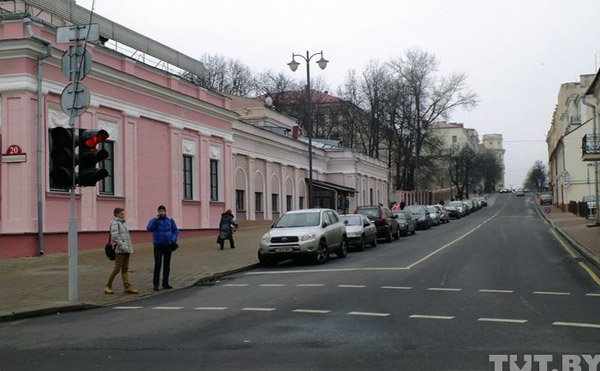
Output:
[275, 212, 320, 228]
[340, 216, 362, 226]
[426, 206, 436, 213]
[357, 207, 380, 219]
[449, 201, 463, 207]
[393, 212, 407, 220]
[405, 206, 423, 215]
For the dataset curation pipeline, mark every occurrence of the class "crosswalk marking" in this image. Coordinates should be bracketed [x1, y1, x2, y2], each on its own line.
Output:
[552, 321, 600, 329]
[533, 291, 571, 296]
[296, 284, 325, 287]
[338, 285, 366, 288]
[585, 293, 600, 297]
[409, 315, 455, 320]
[348, 311, 390, 317]
[153, 307, 183, 310]
[224, 284, 249, 287]
[478, 289, 514, 294]
[194, 307, 229, 311]
[427, 288, 462, 292]
[292, 309, 331, 314]
[478, 318, 528, 324]
[241, 307, 276, 312]
[113, 306, 143, 310]
[260, 284, 286, 287]
[381, 286, 413, 290]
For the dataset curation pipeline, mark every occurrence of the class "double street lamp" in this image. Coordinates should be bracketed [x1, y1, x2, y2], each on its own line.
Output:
[287, 50, 329, 208]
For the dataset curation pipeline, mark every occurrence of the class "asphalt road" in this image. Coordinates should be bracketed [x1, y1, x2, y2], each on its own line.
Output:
[1, 194, 599, 371]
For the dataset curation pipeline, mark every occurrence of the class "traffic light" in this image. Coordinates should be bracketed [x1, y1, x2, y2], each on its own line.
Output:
[77, 129, 109, 187]
[49, 127, 75, 189]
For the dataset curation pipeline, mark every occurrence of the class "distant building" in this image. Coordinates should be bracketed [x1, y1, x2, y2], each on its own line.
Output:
[481, 134, 506, 190]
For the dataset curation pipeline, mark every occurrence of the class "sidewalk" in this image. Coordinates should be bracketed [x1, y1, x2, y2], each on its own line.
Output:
[0, 220, 272, 321]
[535, 200, 600, 269]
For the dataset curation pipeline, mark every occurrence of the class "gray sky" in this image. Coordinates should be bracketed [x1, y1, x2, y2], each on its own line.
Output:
[77, 0, 600, 188]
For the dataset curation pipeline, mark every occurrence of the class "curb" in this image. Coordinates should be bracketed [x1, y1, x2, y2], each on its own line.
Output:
[0, 263, 261, 322]
[535, 203, 600, 271]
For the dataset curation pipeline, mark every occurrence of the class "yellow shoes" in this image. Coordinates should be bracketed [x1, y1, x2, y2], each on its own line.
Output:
[124, 287, 139, 294]
[104, 286, 114, 294]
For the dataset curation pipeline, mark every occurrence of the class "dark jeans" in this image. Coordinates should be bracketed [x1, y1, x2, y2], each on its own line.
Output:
[219, 236, 235, 249]
[153, 243, 172, 287]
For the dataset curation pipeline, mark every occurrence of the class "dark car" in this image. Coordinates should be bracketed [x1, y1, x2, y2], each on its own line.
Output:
[540, 194, 552, 205]
[356, 205, 400, 242]
[404, 205, 431, 230]
[392, 210, 416, 236]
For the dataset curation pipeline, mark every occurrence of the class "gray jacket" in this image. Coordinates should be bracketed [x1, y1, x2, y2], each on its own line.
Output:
[110, 217, 133, 254]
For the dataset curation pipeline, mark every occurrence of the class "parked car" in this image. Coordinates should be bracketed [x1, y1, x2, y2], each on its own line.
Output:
[462, 200, 473, 215]
[477, 196, 488, 207]
[392, 210, 416, 236]
[435, 205, 450, 223]
[540, 194, 552, 205]
[404, 205, 431, 230]
[426, 206, 441, 226]
[516, 189, 525, 196]
[582, 195, 597, 216]
[446, 201, 465, 218]
[258, 208, 347, 266]
[340, 214, 377, 251]
[356, 205, 400, 242]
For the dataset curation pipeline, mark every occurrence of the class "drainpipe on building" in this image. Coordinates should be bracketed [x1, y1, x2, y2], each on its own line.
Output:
[354, 154, 361, 208]
[24, 17, 52, 255]
[581, 97, 600, 227]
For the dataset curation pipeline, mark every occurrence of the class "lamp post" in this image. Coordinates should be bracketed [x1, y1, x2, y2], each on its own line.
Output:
[287, 50, 328, 208]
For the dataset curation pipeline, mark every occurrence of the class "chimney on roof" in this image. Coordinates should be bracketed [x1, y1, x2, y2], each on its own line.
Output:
[292, 126, 300, 139]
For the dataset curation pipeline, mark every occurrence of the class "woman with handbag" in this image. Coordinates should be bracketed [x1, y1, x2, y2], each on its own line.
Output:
[217, 208, 238, 250]
[105, 208, 139, 294]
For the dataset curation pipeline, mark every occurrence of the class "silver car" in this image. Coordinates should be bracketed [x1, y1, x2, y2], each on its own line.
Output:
[340, 214, 377, 251]
[258, 209, 348, 266]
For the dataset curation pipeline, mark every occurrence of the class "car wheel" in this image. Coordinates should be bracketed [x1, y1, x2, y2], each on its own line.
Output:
[258, 253, 277, 267]
[314, 240, 329, 264]
[394, 226, 401, 240]
[358, 235, 366, 251]
[385, 227, 393, 242]
[337, 236, 348, 258]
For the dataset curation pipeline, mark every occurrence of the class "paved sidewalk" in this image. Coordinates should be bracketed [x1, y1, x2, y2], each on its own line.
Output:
[535, 200, 600, 268]
[0, 221, 272, 321]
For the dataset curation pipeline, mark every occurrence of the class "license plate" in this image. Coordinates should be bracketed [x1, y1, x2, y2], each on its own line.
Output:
[274, 247, 293, 253]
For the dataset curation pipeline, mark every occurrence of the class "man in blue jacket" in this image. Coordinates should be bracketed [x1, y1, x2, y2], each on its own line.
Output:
[146, 205, 179, 291]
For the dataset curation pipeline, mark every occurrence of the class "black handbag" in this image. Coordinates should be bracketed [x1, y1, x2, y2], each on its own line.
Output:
[105, 223, 116, 261]
[170, 242, 179, 251]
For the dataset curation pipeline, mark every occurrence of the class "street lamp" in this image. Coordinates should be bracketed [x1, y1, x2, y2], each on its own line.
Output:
[287, 50, 329, 209]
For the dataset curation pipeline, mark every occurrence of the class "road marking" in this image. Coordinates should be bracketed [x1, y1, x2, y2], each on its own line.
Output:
[296, 284, 326, 287]
[241, 307, 276, 312]
[478, 289, 514, 294]
[381, 286, 413, 290]
[551, 230, 600, 287]
[113, 306, 143, 310]
[586, 293, 600, 297]
[478, 318, 528, 324]
[247, 267, 410, 275]
[409, 315, 455, 320]
[153, 307, 183, 310]
[259, 284, 286, 287]
[194, 307, 229, 311]
[224, 284, 249, 287]
[533, 291, 572, 296]
[552, 321, 600, 329]
[292, 309, 331, 314]
[348, 311, 390, 317]
[338, 285, 366, 288]
[427, 288, 462, 292]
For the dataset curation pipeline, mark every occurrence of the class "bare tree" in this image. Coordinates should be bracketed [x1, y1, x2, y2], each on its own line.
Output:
[525, 161, 548, 191]
[180, 54, 256, 96]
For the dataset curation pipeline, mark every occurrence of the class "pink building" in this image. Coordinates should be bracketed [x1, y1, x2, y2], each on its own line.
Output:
[0, 2, 235, 257]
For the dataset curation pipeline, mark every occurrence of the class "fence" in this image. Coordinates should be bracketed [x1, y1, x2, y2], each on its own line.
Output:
[568, 201, 595, 219]
[393, 187, 457, 207]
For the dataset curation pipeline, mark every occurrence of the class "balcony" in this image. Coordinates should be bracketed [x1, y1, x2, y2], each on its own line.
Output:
[582, 134, 600, 161]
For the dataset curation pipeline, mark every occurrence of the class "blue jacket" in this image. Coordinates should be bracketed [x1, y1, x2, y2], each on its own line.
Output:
[146, 216, 178, 245]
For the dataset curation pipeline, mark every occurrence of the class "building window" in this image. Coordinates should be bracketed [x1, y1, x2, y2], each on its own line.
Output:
[99, 141, 115, 195]
[272, 194, 279, 212]
[286, 195, 292, 211]
[370, 188, 374, 205]
[183, 155, 193, 200]
[236, 190, 245, 211]
[210, 159, 219, 201]
[452, 135, 457, 143]
[255, 192, 263, 212]
[299, 196, 304, 210]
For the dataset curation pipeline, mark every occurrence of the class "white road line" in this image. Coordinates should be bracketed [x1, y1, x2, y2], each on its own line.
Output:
[338, 285, 366, 288]
[296, 284, 326, 287]
[427, 288, 462, 292]
[194, 307, 229, 311]
[224, 284, 249, 287]
[153, 307, 183, 310]
[533, 291, 572, 296]
[259, 284, 286, 287]
[348, 311, 390, 317]
[241, 307, 276, 312]
[586, 293, 600, 297]
[478, 318, 528, 324]
[113, 306, 143, 310]
[292, 309, 331, 314]
[246, 267, 410, 275]
[409, 315, 455, 320]
[381, 286, 413, 290]
[552, 322, 600, 329]
[478, 289, 514, 294]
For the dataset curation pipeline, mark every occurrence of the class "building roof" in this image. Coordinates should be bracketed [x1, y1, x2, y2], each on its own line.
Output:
[428, 121, 464, 129]
[265, 90, 344, 104]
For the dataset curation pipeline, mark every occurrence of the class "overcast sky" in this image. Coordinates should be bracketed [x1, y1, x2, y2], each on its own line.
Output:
[77, 0, 600, 188]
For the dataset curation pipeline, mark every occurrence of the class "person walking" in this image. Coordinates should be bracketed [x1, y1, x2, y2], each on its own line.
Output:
[105, 208, 139, 294]
[146, 205, 179, 291]
[218, 208, 238, 250]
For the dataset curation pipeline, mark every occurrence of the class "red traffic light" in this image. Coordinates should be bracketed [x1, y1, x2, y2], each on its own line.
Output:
[81, 129, 109, 148]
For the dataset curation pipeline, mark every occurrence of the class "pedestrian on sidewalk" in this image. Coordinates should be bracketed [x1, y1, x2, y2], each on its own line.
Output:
[146, 205, 179, 291]
[218, 208, 238, 250]
[105, 208, 139, 295]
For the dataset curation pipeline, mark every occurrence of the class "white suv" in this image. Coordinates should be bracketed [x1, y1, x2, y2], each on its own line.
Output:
[258, 209, 348, 266]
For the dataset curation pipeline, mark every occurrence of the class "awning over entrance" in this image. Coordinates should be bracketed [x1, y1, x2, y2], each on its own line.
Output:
[309, 179, 356, 194]
[307, 179, 356, 214]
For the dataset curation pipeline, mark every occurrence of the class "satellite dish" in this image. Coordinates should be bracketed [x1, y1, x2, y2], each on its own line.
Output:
[265, 96, 273, 107]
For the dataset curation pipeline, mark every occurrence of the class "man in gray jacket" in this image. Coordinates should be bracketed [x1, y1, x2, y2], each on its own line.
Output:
[105, 207, 139, 294]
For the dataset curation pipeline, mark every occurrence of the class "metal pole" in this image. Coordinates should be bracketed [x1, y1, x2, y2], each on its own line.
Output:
[582, 97, 600, 226]
[68, 113, 78, 302]
[306, 51, 313, 209]
[36, 57, 45, 256]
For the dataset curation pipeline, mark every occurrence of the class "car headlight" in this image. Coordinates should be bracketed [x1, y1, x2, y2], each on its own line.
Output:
[398, 223, 406, 227]
[419, 217, 426, 221]
[261, 234, 270, 243]
[301, 232, 317, 241]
